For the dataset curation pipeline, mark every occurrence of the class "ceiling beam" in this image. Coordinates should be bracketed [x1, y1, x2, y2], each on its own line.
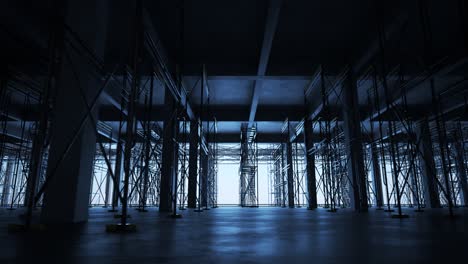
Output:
[101, 90, 128, 116]
[248, 0, 282, 126]
[99, 104, 306, 122]
[12, 103, 461, 123]
[0, 121, 31, 141]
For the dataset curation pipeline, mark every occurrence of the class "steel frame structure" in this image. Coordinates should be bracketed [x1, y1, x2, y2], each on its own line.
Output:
[207, 119, 218, 208]
[269, 144, 286, 207]
[239, 123, 259, 207]
[0, 1, 467, 232]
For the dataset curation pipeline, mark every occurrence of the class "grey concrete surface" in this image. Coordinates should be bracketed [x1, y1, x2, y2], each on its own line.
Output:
[0, 207, 467, 263]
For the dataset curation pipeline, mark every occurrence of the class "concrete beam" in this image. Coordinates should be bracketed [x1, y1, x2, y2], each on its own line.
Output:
[248, 0, 282, 125]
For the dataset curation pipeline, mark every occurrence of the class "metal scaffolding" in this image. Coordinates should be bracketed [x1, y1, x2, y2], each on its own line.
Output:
[269, 144, 286, 207]
[0, 69, 46, 210]
[307, 67, 355, 211]
[207, 119, 218, 208]
[266, 119, 308, 208]
[0, 0, 467, 231]
[239, 123, 259, 207]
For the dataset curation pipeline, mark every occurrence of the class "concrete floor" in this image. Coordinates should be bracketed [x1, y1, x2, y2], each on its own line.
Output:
[0, 206, 467, 263]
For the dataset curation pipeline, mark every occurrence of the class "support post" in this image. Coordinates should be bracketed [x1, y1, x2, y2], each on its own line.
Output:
[454, 131, 468, 206]
[303, 119, 317, 209]
[200, 149, 208, 208]
[409, 168, 420, 207]
[170, 112, 180, 217]
[110, 142, 123, 210]
[416, 119, 441, 208]
[104, 170, 111, 208]
[286, 139, 295, 208]
[370, 143, 384, 208]
[159, 90, 178, 212]
[342, 69, 368, 212]
[40, 0, 109, 223]
[187, 121, 199, 208]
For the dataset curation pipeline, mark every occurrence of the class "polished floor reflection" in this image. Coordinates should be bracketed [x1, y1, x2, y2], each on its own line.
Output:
[1, 207, 468, 263]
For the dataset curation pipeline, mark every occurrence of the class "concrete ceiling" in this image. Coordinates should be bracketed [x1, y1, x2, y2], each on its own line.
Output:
[1, 0, 467, 142]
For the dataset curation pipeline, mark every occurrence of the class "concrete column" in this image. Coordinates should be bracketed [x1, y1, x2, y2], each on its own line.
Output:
[171, 138, 180, 213]
[303, 119, 317, 209]
[40, 0, 110, 224]
[24, 138, 45, 208]
[103, 167, 112, 207]
[159, 91, 178, 212]
[285, 141, 295, 208]
[454, 138, 468, 206]
[370, 143, 384, 207]
[342, 71, 368, 212]
[187, 121, 199, 208]
[111, 143, 123, 208]
[1, 160, 14, 206]
[409, 168, 420, 206]
[416, 119, 441, 208]
[200, 149, 208, 208]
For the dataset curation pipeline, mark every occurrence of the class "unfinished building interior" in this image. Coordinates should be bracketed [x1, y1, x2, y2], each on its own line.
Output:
[1, 0, 468, 263]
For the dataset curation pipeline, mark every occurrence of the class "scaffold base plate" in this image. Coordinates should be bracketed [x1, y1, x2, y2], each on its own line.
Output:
[114, 214, 131, 219]
[391, 214, 409, 219]
[106, 223, 137, 233]
[169, 214, 182, 219]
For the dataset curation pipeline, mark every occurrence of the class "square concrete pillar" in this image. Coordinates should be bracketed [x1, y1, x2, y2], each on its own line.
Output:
[187, 121, 199, 208]
[40, 0, 109, 224]
[303, 119, 318, 209]
[342, 70, 368, 212]
[415, 119, 441, 208]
